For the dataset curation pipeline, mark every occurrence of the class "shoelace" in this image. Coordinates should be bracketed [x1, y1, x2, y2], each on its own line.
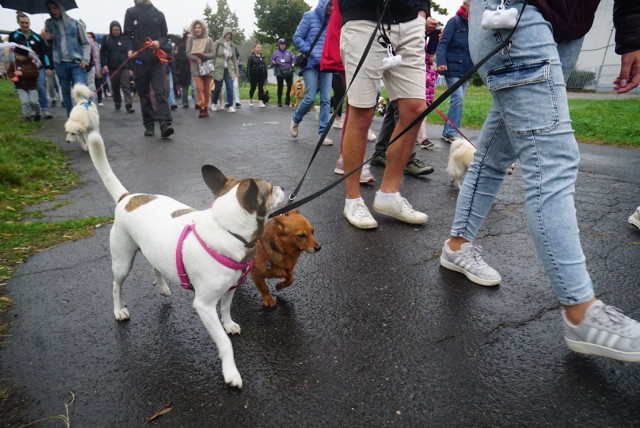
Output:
[592, 304, 640, 336]
[352, 202, 372, 220]
[459, 245, 488, 269]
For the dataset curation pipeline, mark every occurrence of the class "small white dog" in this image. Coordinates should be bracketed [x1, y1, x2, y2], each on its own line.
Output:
[446, 137, 476, 189]
[85, 131, 284, 388]
[65, 84, 99, 151]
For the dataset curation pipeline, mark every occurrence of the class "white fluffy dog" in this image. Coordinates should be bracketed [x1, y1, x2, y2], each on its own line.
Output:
[65, 84, 99, 151]
[85, 130, 285, 388]
[446, 137, 476, 189]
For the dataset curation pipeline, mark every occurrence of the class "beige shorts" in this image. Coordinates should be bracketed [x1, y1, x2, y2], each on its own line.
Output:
[340, 16, 426, 108]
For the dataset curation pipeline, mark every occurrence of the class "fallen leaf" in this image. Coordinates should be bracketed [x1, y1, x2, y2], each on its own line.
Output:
[145, 402, 173, 424]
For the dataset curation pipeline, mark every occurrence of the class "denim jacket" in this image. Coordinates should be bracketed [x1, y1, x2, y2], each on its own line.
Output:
[45, 12, 90, 64]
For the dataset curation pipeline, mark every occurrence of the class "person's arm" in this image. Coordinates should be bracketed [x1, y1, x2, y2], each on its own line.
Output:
[77, 22, 91, 67]
[201, 38, 215, 61]
[123, 9, 137, 57]
[186, 36, 198, 63]
[100, 37, 109, 73]
[293, 13, 311, 54]
[435, 18, 454, 71]
[612, 1, 640, 93]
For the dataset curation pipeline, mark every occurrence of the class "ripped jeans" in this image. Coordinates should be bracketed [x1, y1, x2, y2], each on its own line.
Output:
[450, 0, 593, 305]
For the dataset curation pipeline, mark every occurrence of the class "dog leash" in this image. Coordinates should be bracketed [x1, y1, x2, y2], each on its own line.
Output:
[432, 105, 475, 146]
[176, 222, 253, 292]
[270, 0, 528, 218]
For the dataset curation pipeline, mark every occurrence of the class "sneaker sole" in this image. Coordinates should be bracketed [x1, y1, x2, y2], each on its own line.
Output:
[372, 204, 428, 225]
[334, 168, 344, 175]
[629, 216, 640, 230]
[565, 337, 640, 362]
[439, 256, 501, 286]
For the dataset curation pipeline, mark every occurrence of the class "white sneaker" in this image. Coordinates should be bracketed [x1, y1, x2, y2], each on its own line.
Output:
[563, 300, 640, 362]
[210, 104, 218, 112]
[333, 117, 344, 129]
[249, 100, 253, 107]
[98, 102, 104, 107]
[439, 240, 501, 286]
[228, 106, 236, 113]
[372, 193, 428, 224]
[334, 157, 344, 175]
[259, 101, 266, 108]
[343, 199, 378, 229]
[367, 129, 377, 142]
[629, 207, 640, 230]
[289, 120, 299, 138]
[323, 136, 333, 146]
[359, 164, 375, 184]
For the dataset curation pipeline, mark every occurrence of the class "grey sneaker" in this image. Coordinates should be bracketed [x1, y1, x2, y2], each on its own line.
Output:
[372, 193, 428, 224]
[404, 158, 434, 176]
[289, 120, 299, 138]
[563, 300, 640, 362]
[439, 240, 501, 286]
[343, 199, 378, 229]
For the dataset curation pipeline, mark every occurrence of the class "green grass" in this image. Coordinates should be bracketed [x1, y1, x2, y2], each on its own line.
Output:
[0, 80, 111, 315]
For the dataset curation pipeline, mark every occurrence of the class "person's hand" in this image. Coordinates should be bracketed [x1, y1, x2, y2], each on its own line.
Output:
[79, 61, 88, 69]
[14, 70, 22, 76]
[437, 65, 447, 72]
[613, 49, 640, 94]
[148, 40, 160, 49]
[102, 65, 109, 74]
[128, 50, 137, 58]
[425, 16, 438, 33]
[46, 69, 53, 77]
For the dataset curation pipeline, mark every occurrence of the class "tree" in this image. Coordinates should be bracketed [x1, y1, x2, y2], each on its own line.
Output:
[203, 0, 246, 43]
[254, 0, 310, 46]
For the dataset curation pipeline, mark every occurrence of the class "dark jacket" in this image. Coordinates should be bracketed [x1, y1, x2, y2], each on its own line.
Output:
[123, 2, 168, 66]
[435, 12, 473, 78]
[100, 21, 131, 72]
[339, 0, 430, 25]
[8, 58, 40, 90]
[9, 30, 51, 69]
[247, 53, 267, 80]
[532, 0, 640, 55]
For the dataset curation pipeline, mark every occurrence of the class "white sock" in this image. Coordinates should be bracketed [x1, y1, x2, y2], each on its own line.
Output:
[375, 191, 399, 203]
[345, 197, 364, 208]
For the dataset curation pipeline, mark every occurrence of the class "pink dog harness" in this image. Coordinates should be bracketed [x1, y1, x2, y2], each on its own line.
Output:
[176, 223, 254, 292]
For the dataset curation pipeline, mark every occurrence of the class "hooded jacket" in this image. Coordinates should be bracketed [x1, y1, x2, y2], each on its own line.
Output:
[293, 0, 331, 71]
[100, 21, 131, 72]
[435, 5, 473, 78]
[123, 0, 169, 66]
[186, 19, 215, 77]
[44, 0, 90, 65]
[271, 40, 295, 75]
[211, 27, 239, 80]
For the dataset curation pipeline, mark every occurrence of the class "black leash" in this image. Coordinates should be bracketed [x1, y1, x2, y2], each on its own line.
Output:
[269, 0, 528, 218]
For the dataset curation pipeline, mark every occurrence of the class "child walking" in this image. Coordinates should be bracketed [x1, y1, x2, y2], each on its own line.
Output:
[8, 47, 41, 121]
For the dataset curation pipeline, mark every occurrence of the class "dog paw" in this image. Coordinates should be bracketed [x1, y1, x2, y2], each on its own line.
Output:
[153, 280, 172, 297]
[262, 296, 277, 307]
[224, 321, 241, 335]
[114, 306, 130, 321]
[223, 367, 243, 389]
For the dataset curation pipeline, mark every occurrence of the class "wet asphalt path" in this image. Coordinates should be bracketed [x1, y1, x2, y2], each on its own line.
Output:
[1, 98, 639, 427]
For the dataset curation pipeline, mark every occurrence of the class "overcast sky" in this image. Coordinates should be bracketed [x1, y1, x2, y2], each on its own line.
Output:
[1, 0, 460, 37]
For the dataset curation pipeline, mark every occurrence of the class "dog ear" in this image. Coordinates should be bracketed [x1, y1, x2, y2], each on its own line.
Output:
[201, 165, 227, 196]
[283, 208, 298, 217]
[239, 179, 259, 213]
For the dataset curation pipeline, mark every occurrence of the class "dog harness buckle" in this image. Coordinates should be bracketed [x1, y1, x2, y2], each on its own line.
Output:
[176, 223, 254, 292]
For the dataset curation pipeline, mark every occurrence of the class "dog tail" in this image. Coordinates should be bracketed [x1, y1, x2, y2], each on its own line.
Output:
[87, 131, 128, 203]
[72, 84, 94, 104]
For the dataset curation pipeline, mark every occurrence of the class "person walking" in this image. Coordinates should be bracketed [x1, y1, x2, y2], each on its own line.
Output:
[7, 47, 42, 121]
[247, 44, 268, 107]
[439, 0, 640, 362]
[124, 0, 173, 138]
[271, 38, 295, 107]
[210, 28, 239, 113]
[186, 19, 215, 118]
[9, 12, 53, 119]
[100, 20, 134, 113]
[435, 0, 472, 143]
[44, 0, 90, 116]
[289, 0, 333, 146]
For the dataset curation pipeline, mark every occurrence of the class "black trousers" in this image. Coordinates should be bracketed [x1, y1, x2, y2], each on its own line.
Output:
[276, 74, 293, 106]
[133, 62, 171, 127]
[249, 74, 265, 101]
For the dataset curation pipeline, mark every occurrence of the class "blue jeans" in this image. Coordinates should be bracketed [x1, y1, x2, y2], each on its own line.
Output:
[55, 62, 88, 115]
[292, 67, 332, 136]
[212, 68, 234, 108]
[451, 0, 592, 305]
[167, 68, 176, 107]
[442, 76, 469, 138]
[37, 68, 49, 111]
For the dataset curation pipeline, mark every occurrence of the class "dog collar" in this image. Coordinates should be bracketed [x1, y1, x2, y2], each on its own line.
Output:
[176, 223, 253, 292]
[80, 97, 93, 110]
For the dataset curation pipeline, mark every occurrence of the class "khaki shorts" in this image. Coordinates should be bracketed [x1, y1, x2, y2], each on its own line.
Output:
[340, 17, 426, 108]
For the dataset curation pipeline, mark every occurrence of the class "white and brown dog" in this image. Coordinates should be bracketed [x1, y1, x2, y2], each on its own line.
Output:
[65, 84, 99, 151]
[85, 131, 284, 388]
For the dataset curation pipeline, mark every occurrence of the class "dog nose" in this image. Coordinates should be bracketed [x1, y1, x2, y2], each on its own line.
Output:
[314, 244, 321, 252]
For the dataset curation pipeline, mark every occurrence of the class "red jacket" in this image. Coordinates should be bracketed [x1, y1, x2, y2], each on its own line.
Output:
[320, 0, 343, 73]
